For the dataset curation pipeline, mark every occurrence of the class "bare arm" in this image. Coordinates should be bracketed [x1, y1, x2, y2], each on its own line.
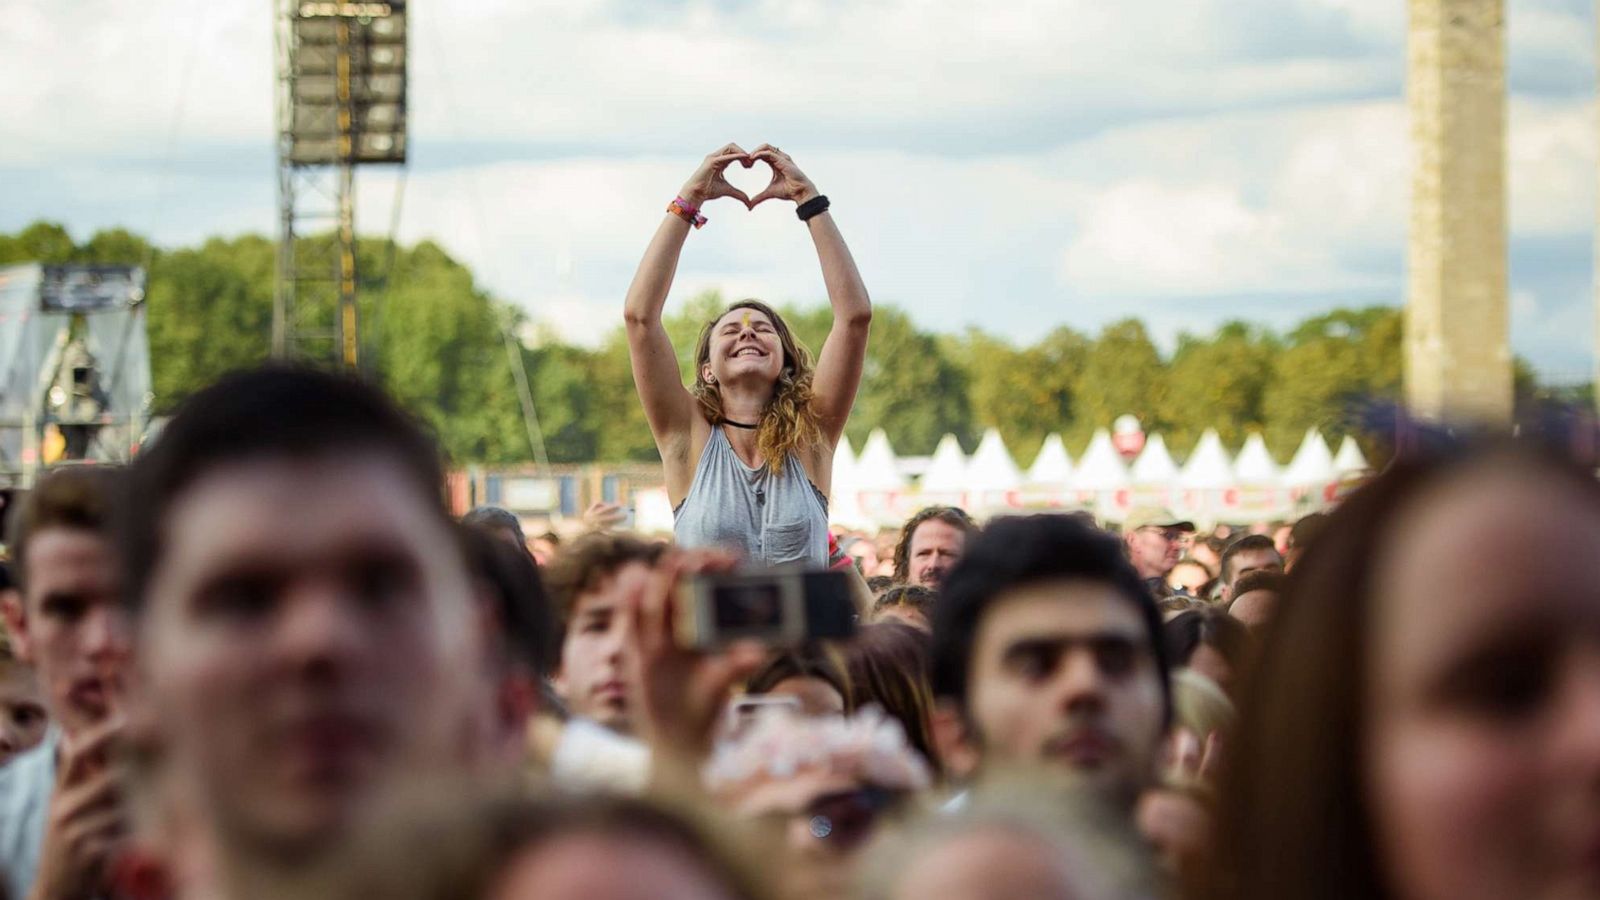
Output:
[805, 209, 872, 445]
[749, 146, 871, 446]
[624, 145, 752, 460]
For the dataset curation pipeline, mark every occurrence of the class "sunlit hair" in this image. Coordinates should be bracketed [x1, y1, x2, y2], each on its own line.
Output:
[692, 299, 821, 474]
[843, 623, 941, 776]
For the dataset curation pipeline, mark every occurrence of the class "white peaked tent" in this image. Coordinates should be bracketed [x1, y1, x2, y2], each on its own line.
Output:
[967, 428, 1022, 491]
[832, 432, 856, 485]
[853, 428, 906, 491]
[828, 434, 869, 527]
[1333, 435, 1370, 477]
[1233, 433, 1280, 484]
[1070, 429, 1128, 491]
[1180, 429, 1234, 489]
[1129, 433, 1180, 484]
[1028, 433, 1073, 484]
[1283, 428, 1336, 486]
[920, 433, 969, 493]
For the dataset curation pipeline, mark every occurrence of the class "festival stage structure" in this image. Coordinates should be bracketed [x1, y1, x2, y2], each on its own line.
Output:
[0, 264, 152, 487]
[273, 0, 408, 368]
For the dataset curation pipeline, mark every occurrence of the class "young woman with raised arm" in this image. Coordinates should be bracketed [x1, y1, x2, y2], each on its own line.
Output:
[623, 143, 871, 568]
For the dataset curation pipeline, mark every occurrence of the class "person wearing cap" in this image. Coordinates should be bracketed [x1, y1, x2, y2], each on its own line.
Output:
[1122, 506, 1195, 599]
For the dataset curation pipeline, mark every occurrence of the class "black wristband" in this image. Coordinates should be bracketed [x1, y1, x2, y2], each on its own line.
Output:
[796, 195, 831, 222]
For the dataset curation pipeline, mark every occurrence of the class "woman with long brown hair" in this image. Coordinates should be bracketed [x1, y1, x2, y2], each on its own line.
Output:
[624, 143, 871, 567]
[1195, 439, 1600, 900]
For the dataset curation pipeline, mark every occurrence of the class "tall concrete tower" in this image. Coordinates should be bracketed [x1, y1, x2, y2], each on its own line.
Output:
[1405, 0, 1513, 424]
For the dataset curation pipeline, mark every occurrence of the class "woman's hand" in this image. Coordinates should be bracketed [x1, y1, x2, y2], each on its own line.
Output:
[748, 144, 820, 208]
[680, 143, 754, 208]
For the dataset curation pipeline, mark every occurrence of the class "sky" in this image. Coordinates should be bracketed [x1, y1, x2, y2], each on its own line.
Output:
[1, 0, 1596, 380]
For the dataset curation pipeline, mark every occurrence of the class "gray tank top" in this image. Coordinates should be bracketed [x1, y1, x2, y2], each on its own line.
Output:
[673, 428, 831, 568]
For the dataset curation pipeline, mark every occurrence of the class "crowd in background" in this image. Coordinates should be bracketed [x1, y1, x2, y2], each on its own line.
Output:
[3, 142, 1598, 900]
[0, 364, 1595, 900]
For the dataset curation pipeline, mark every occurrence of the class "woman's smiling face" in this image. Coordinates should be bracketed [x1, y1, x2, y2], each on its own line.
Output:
[704, 307, 784, 387]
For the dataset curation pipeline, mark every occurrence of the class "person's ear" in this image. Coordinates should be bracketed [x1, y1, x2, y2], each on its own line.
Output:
[1, 589, 31, 665]
[701, 363, 715, 385]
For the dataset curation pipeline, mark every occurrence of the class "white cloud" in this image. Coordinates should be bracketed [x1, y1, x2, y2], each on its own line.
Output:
[0, 0, 1597, 379]
[1060, 182, 1312, 296]
[1054, 102, 1406, 300]
[1509, 98, 1596, 235]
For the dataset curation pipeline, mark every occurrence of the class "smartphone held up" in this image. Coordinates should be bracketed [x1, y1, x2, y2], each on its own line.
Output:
[675, 567, 856, 651]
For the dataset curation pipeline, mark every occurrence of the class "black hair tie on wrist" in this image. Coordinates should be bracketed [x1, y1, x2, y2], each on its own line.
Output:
[796, 195, 831, 222]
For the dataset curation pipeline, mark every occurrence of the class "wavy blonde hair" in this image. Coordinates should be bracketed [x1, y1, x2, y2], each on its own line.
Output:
[692, 299, 822, 474]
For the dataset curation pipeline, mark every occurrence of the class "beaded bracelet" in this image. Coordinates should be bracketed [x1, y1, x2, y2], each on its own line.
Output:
[667, 197, 707, 229]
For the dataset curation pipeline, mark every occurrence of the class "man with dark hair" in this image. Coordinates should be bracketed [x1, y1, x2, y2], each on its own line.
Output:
[0, 468, 129, 900]
[930, 514, 1171, 810]
[893, 506, 976, 589]
[1227, 569, 1287, 631]
[542, 531, 666, 736]
[118, 366, 491, 897]
[1217, 534, 1283, 603]
[1122, 506, 1195, 599]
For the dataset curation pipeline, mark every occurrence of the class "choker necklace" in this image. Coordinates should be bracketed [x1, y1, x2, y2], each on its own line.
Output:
[722, 418, 759, 430]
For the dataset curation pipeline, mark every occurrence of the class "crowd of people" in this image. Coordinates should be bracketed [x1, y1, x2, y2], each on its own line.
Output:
[1, 147, 1597, 900]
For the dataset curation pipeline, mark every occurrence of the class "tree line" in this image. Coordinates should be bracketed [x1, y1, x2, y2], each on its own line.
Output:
[0, 221, 1561, 468]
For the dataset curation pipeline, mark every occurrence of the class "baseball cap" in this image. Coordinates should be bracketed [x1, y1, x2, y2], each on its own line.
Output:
[1123, 505, 1195, 534]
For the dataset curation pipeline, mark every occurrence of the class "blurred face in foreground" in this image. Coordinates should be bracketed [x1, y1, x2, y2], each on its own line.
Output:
[488, 832, 741, 900]
[889, 828, 1097, 900]
[1228, 589, 1278, 631]
[732, 768, 886, 900]
[966, 579, 1165, 806]
[140, 453, 483, 859]
[1366, 462, 1600, 900]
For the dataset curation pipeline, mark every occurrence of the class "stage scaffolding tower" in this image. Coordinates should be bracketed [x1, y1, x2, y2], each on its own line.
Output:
[273, 0, 407, 368]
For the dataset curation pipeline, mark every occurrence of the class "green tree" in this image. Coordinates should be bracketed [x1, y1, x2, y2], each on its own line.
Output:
[1261, 306, 1402, 457]
[144, 235, 277, 412]
[1069, 319, 1167, 452]
[947, 326, 1087, 467]
[847, 306, 971, 455]
[78, 228, 154, 265]
[368, 240, 525, 463]
[0, 222, 76, 265]
[524, 340, 602, 463]
[591, 332, 661, 462]
[1158, 322, 1278, 455]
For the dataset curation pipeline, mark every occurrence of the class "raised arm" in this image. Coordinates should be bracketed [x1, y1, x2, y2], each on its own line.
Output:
[749, 146, 871, 446]
[624, 145, 752, 459]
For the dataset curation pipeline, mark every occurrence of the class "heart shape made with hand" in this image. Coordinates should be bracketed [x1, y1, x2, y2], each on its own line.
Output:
[722, 157, 776, 206]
